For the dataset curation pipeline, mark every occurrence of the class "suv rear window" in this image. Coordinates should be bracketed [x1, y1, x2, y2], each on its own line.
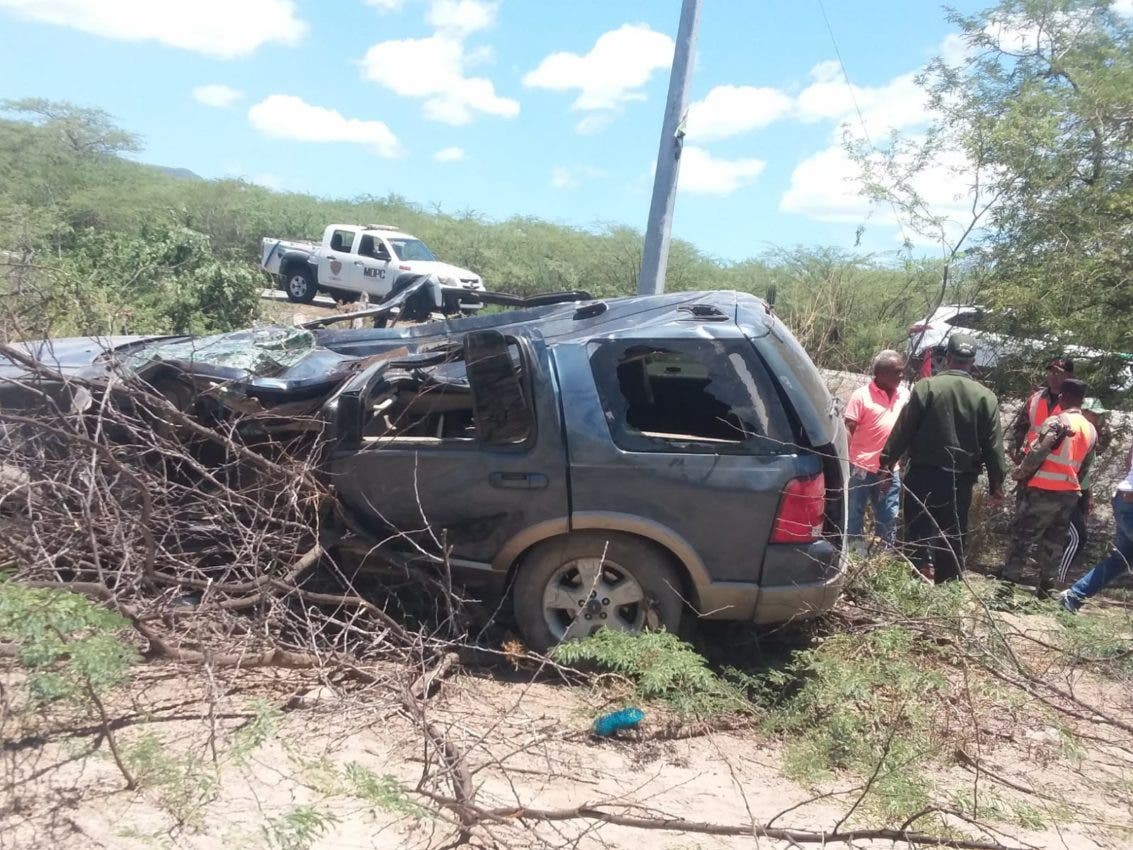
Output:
[588, 339, 795, 454]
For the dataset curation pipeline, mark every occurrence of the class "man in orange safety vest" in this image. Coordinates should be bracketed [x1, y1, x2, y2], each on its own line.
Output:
[1006, 357, 1073, 463]
[1001, 378, 1097, 593]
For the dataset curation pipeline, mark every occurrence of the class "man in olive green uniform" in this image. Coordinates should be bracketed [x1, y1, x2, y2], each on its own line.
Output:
[1002, 379, 1097, 593]
[881, 334, 1008, 583]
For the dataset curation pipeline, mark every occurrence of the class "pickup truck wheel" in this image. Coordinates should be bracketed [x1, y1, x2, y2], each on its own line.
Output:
[283, 269, 317, 304]
[513, 533, 684, 652]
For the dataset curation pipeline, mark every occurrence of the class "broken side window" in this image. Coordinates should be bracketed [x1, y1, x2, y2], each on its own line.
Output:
[588, 338, 796, 454]
[356, 332, 532, 447]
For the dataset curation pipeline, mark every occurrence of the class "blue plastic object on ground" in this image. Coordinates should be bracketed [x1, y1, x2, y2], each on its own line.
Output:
[593, 707, 645, 737]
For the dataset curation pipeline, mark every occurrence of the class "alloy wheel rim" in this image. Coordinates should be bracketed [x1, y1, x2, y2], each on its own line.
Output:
[541, 557, 646, 641]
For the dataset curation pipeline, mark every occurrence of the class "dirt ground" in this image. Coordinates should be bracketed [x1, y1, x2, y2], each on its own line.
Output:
[3, 604, 1132, 850]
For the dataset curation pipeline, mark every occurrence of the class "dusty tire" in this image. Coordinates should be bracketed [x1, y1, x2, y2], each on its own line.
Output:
[282, 268, 317, 304]
[512, 532, 685, 653]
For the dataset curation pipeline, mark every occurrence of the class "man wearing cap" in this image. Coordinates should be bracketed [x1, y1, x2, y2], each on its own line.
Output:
[1056, 397, 1112, 583]
[1007, 358, 1073, 464]
[1002, 378, 1097, 593]
[881, 333, 1008, 583]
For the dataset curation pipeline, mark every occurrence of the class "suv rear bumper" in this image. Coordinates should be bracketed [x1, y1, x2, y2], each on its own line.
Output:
[694, 539, 845, 624]
[754, 539, 845, 623]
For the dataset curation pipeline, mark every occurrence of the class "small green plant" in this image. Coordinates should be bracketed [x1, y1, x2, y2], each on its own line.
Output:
[343, 762, 425, 816]
[1056, 608, 1133, 678]
[231, 698, 283, 762]
[551, 629, 752, 719]
[848, 556, 974, 620]
[261, 805, 340, 850]
[288, 751, 425, 818]
[120, 733, 219, 826]
[0, 580, 137, 702]
[759, 626, 950, 823]
[0, 579, 140, 785]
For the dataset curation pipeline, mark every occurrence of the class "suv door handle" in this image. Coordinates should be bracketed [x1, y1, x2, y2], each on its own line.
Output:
[489, 471, 548, 490]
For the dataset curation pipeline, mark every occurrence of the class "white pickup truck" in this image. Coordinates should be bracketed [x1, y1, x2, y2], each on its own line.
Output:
[260, 224, 485, 306]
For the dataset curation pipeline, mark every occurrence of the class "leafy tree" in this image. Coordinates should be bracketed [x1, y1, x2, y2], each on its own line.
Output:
[56, 224, 263, 335]
[1, 98, 141, 157]
[867, 0, 1133, 395]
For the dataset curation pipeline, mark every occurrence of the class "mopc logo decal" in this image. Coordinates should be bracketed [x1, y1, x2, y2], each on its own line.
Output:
[329, 259, 342, 275]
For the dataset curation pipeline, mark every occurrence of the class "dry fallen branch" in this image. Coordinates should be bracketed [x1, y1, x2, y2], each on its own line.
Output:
[423, 798, 1030, 850]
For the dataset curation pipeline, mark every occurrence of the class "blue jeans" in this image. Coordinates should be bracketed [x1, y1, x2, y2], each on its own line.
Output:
[847, 466, 900, 546]
[1065, 494, 1133, 609]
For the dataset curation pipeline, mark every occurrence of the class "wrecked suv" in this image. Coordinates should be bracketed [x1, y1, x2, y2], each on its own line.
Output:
[1, 290, 848, 651]
[319, 290, 848, 649]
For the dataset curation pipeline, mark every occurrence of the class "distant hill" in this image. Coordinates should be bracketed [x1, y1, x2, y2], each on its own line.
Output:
[151, 165, 202, 181]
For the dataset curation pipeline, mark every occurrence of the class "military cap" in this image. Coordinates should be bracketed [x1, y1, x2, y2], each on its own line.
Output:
[946, 333, 977, 358]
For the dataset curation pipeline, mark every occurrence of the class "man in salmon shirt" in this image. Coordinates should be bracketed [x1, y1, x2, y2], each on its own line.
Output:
[844, 350, 908, 553]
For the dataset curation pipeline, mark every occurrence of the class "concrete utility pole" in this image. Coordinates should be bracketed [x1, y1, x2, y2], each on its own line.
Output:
[637, 0, 702, 297]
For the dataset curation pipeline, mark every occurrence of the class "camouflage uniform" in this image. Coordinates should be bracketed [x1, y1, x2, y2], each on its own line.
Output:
[1002, 411, 1096, 590]
[1002, 488, 1080, 589]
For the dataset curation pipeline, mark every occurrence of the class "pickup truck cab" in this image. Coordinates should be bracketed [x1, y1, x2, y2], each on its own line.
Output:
[261, 224, 486, 307]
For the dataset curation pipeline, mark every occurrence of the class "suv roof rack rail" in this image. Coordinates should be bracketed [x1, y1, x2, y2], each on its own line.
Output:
[361, 224, 401, 231]
[301, 287, 595, 329]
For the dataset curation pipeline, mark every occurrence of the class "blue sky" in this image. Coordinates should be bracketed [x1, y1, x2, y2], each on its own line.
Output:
[0, 0, 994, 262]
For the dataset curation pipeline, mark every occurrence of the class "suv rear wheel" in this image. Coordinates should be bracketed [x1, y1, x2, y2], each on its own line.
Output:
[512, 532, 684, 652]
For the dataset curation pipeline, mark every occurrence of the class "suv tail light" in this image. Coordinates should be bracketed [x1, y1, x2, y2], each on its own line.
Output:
[908, 322, 930, 335]
[771, 473, 826, 543]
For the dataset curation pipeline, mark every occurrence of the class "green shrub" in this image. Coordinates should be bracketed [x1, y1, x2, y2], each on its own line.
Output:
[760, 626, 950, 822]
[552, 628, 752, 719]
[1056, 607, 1133, 679]
[261, 805, 339, 850]
[120, 733, 219, 826]
[0, 579, 137, 704]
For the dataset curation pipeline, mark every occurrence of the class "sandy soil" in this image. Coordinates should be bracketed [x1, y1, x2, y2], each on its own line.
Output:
[3, 618, 1131, 850]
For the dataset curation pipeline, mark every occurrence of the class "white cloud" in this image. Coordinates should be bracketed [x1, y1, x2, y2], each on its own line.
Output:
[192, 84, 243, 108]
[433, 145, 466, 162]
[360, 32, 517, 125]
[779, 146, 872, 224]
[365, 0, 404, 10]
[686, 85, 792, 141]
[550, 167, 574, 189]
[677, 146, 765, 196]
[779, 141, 982, 246]
[1116, 0, 1133, 17]
[795, 60, 930, 136]
[427, 0, 496, 35]
[550, 164, 606, 190]
[0, 0, 306, 58]
[524, 24, 673, 117]
[248, 95, 401, 157]
[937, 32, 973, 67]
[575, 113, 615, 135]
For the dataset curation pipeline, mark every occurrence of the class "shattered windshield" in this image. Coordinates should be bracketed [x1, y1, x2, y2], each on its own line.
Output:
[388, 239, 436, 262]
[125, 325, 317, 376]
